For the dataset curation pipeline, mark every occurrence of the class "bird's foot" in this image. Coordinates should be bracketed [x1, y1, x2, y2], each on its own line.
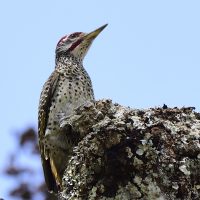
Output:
[74, 101, 94, 114]
[59, 115, 73, 129]
[59, 101, 94, 129]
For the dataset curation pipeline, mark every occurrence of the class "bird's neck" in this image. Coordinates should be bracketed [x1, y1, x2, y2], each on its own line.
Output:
[55, 53, 82, 66]
[56, 53, 82, 63]
[55, 54, 83, 73]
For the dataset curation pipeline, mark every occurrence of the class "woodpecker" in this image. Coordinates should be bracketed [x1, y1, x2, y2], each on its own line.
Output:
[38, 24, 107, 193]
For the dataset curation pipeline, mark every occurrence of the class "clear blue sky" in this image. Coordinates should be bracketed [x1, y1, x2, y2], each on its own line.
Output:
[1, 0, 200, 198]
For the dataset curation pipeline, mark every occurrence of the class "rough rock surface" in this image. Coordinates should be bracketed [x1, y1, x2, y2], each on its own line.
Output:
[58, 99, 200, 200]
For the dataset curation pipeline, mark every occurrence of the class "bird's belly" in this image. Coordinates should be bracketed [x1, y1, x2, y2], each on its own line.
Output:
[53, 87, 92, 118]
[46, 78, 94, 134]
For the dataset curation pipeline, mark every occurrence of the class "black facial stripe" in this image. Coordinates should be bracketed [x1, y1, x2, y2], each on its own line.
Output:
[67, 38, 83, 52]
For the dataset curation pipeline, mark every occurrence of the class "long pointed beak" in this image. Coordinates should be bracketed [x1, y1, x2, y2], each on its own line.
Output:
[83, 24, 108, 41]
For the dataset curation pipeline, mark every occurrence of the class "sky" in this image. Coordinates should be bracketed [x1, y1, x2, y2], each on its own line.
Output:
[1, 0, 200, 198]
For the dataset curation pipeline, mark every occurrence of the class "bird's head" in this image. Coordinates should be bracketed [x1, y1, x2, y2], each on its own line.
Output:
[56, 24, 108, 61]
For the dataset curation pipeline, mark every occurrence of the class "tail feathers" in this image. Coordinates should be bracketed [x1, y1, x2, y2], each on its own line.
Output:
[42, 158, 59, 193]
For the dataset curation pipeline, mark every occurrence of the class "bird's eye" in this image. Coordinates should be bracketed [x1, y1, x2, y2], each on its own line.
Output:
[70, 32, 81, 39]
[70, 33, 77, 38]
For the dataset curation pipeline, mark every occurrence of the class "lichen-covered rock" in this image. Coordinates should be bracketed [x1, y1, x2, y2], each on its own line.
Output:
[59, 99, 200, 200]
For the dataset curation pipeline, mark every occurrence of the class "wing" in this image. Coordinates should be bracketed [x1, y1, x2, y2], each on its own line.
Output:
[38, 70, 60, 193]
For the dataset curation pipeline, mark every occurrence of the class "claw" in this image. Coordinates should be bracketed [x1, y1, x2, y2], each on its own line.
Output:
[60, 115, 72, 129]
